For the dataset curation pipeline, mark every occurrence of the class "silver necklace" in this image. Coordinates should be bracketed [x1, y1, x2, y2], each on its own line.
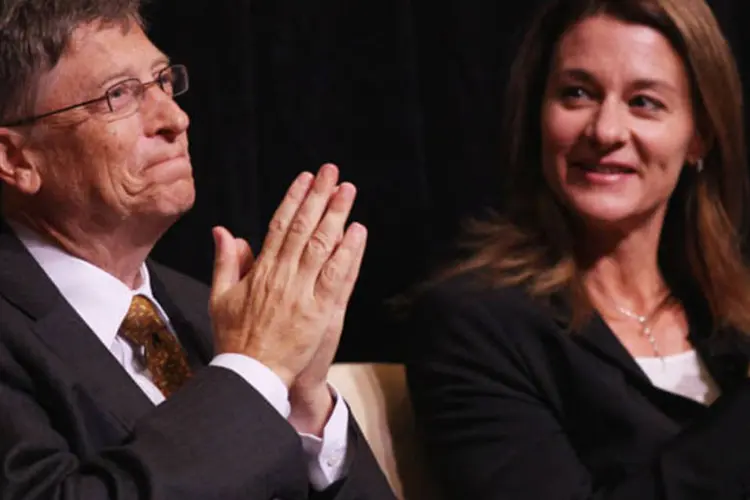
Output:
[613, 304, 662, 358]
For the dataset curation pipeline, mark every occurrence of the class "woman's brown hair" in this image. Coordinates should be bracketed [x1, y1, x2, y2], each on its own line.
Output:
[444, 0, 750, 333]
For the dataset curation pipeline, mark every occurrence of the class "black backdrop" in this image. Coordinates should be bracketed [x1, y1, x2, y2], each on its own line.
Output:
[143, 0, 750, 362]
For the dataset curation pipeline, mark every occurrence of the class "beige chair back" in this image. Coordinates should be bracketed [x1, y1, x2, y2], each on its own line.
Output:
[327, 362, 438, 500]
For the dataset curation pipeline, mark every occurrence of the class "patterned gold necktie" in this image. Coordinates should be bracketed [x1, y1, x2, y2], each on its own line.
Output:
[118, 295, 192, 397]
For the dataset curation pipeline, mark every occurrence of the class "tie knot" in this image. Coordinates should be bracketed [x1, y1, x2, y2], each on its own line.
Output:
[120, 295, 165, 346]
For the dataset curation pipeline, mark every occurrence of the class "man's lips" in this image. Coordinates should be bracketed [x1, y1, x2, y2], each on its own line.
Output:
[147, 152, 190, 168]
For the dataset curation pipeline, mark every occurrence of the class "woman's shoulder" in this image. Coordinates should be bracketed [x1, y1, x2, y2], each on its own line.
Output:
[411, 269, 564, 342]
[418, 268, 545, 310]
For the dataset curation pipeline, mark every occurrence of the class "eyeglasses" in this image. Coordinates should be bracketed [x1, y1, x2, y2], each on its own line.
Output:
[1, 64, 189, 127]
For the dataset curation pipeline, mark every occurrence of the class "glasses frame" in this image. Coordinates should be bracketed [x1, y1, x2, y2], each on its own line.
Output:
[0, 64, 189, 127]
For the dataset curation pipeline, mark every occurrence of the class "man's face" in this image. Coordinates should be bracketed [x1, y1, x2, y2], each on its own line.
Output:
[25, 19, 193, 230]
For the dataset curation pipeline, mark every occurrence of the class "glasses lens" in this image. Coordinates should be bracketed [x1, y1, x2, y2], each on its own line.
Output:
[106, 80, 142, 113]
[159, 65, 188, 97]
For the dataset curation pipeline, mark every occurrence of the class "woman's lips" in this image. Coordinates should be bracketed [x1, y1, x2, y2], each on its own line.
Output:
[570, 162, 637, 184]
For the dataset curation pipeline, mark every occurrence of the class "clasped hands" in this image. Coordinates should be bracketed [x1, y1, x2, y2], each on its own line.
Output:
[209, 164, 366, 436]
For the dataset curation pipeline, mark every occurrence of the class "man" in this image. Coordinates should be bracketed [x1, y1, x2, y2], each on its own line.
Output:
[0, 1, 395, 498]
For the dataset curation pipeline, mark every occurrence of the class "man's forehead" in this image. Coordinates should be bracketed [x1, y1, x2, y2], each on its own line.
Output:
[57, 19, 166, 84]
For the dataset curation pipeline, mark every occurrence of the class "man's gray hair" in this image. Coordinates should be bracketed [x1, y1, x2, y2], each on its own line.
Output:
[0, 0, 143, 125]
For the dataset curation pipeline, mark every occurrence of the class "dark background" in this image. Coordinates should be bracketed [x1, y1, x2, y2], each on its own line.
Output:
[143, 0, 750, 363]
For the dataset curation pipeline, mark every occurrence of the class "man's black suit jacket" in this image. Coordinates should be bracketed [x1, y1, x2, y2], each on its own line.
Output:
[0, 228, 395, 499]
[407, 272, 750, 499]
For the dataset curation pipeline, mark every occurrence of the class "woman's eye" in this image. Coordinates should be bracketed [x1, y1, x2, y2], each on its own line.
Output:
[630, 95, 665, 111]
[560, 86, 590, 100]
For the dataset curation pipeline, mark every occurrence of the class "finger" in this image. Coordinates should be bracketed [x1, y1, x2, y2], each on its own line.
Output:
[299, 182, 357, 274]
[260, 171, 314, 259]
[315, 222, 367, 303]
[234, 237, 255, 277]
[210, 226, 240, 299]
[334, 223, 367, 308]
[278, 163, 340, 262]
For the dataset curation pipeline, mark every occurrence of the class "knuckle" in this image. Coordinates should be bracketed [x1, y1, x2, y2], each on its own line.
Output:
[267, 216, 287, 235]
[306, 232, 333, 257]
[334, 244, 354, 264]
[320, 261, 344, 287]
[289, 217, 310, 236]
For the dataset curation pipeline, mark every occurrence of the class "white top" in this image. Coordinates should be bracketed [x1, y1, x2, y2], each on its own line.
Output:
[635, 350, 721, 405]
[11, 222, 349, 489]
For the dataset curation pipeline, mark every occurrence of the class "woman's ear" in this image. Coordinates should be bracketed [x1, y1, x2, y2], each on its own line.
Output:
[0, 128, 42, 194]
[686, 126, 712, 166]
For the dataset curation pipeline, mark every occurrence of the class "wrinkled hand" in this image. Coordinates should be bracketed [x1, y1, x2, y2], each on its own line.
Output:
[209, 164, 367, 391]
[288, 225, 366, 435]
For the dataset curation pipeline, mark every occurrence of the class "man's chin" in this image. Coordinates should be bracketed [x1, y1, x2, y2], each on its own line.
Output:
[144, 183, 196, 221]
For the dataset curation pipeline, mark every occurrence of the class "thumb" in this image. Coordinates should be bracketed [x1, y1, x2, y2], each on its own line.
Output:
[211, 226, 240, 298]
[234, 237, 256, 278]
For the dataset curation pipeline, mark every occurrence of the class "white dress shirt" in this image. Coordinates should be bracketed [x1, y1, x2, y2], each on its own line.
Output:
[12, 223, 350, 490]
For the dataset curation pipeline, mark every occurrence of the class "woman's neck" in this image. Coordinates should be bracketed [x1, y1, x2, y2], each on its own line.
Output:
[580, 219, 667, 314]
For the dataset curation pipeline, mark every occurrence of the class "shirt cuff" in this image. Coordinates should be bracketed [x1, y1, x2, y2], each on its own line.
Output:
[298, 384, 351, 490]
[210, 353, 291, 418]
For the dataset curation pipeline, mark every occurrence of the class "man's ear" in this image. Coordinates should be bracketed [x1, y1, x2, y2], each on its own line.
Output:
[0, 127, 42, 195]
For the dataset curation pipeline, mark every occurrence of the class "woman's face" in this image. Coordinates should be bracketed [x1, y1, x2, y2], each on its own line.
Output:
[540, 14, 702, 229]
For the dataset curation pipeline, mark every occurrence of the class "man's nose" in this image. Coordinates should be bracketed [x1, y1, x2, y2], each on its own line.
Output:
[141, 85, 190, 138]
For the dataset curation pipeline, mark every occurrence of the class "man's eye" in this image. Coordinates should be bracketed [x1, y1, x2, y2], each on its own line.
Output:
[158, 74, 175, 95]
[108, 84, 131, 101]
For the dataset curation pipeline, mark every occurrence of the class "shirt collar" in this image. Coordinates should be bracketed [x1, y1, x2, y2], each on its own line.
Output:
[9, 221, 160, 350]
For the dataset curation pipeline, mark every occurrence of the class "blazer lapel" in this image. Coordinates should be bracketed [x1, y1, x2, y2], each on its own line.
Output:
[690, 327, 750, 394]
[575, 314, 653, 384]
[548, 293, 651, 383]
[0, 227, 154, 433]
[569, 311, 711, 419]
[553, 290, 750, 407]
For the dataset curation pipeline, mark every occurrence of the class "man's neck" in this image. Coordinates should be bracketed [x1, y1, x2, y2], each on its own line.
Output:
[6, 213, 158, 289]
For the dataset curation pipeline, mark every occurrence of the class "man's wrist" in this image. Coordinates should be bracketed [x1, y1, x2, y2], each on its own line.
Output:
[288, 383, 335, 437]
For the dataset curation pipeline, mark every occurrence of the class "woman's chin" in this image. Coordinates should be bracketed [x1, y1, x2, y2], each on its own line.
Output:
[566, 199, 643, 227]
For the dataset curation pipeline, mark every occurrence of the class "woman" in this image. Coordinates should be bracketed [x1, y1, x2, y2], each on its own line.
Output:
[406, 0, 750, 498]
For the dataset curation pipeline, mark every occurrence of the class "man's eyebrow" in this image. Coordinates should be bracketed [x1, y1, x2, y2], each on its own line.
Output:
[151, 56, 171, 71]
[91, 57, 172, 90]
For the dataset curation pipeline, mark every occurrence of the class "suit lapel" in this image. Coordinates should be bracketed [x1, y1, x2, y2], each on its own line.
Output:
[0, 227, 154, 432]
